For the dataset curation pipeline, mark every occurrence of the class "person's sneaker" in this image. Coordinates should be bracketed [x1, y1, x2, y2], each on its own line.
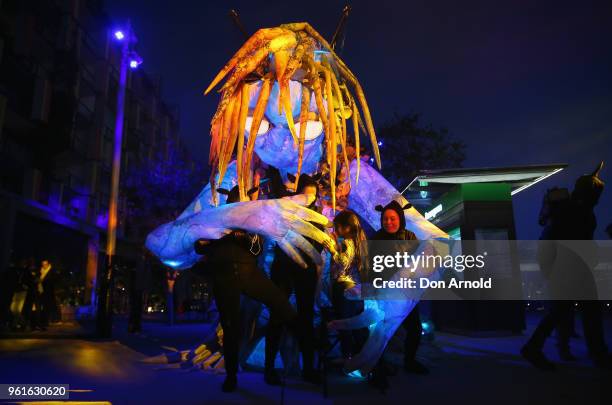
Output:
[558, 348, 577, 361]
[404, 360, 429, 375]
[302, 369, 322, 385]
[264, 369, 282, 386]
[521, 346, 556, 371]
[221, 374, 237, 393]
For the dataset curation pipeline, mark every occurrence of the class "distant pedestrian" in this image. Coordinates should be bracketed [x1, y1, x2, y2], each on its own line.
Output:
[38, 259, 57, 327]
[1, 260, 20, 330]
[522, 162, 611, 370]
[21, 258, 41, 330]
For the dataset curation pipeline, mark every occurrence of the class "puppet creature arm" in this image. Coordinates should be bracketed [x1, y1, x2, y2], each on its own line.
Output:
[146, 194, 333, 270]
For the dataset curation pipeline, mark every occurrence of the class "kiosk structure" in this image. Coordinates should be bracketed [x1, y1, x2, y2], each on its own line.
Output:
[402, 164, 567, 335]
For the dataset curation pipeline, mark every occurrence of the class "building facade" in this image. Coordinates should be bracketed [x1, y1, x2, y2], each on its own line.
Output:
[0, 0, 199, 307]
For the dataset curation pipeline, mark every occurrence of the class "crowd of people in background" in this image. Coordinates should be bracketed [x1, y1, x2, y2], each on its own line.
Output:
[0, 258, 58, 332]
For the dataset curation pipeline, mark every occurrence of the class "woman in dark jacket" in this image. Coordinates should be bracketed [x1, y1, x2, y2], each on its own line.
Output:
[371, 200, 429, 375]
[265, 173, 324, 385]
[195, 185, 296, 393]
[39, 260, 58, 326]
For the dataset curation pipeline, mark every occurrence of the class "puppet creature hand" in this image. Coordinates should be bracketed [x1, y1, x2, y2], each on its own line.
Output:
[146, 194, 333, 270]
[220, 194, 334, 268]
[322, 237, 338, 256]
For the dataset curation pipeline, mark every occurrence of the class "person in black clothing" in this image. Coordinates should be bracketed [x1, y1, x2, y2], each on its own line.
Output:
[329, 210, 369, 362]
[194, 185, 297, 393]
[522, 162, 611, 370]
[371, 200, 429, 376]
[0, 260, 20, 330]
[21, 258, 43, 331]
[265, 173, 324, 386]
[38, 260, 57, 327]
[535, 187, 578, 361]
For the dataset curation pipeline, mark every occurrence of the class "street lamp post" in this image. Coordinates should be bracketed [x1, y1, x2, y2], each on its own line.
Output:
[96, 21, 142, 337]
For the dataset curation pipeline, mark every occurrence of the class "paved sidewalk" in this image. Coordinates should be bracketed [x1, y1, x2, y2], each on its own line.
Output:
[0, 314, 611, 404]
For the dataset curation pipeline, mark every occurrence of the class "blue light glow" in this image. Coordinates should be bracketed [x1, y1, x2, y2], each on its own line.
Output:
[421, 320, 434, 335]
[347, 370, 365, 379]
[163, 260, 183, 268]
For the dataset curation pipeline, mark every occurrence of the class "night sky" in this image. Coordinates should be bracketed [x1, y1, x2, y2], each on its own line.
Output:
[105, 0, 612, 239]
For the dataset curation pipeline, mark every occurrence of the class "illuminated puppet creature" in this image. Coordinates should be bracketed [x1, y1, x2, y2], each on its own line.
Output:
[145, 23, 448, 375]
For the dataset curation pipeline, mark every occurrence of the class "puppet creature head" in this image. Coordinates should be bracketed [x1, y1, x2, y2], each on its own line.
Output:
[204, 23, 381, 208]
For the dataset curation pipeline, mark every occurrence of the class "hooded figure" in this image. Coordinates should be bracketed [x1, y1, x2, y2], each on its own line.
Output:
[368, 199, 429, 380]
[523, 161, 611, 371]
[569, 161, 605, 239]
[371, 200, 417, 241]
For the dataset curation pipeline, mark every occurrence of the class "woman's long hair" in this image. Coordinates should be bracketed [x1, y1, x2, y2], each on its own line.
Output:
[333, 209, 367, 279]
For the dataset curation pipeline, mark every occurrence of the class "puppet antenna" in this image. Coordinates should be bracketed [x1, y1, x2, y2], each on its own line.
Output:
[330, 5, 352, 51]
[229, 9, 249, 39]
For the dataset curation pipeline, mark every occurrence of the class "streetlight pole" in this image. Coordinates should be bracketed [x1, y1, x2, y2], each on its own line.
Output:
[97, 20, 138, 337]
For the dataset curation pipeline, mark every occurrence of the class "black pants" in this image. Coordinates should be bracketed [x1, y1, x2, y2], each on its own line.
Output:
[332, 280, 367, 358]
[402, 304, 422, 363]
[213, 261, 296, 376]
[266, 257, 317, 373]
[526, 300, 607, 358]
[23, 289, 44, 329]
[555, 304, 575, 350]
[372, 303, 422, 377]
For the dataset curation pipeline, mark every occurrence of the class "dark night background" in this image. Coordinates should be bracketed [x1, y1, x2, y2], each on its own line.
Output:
[105, 0, 612, 239]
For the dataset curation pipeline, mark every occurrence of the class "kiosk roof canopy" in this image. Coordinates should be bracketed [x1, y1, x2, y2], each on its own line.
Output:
[402, 163, 567, 205]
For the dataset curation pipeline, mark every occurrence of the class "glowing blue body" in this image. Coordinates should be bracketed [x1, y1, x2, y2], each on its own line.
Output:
[146, 79, 448, 374]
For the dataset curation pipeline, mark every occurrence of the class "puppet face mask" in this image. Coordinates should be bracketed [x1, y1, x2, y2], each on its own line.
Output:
[246, 80, 325, 175]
